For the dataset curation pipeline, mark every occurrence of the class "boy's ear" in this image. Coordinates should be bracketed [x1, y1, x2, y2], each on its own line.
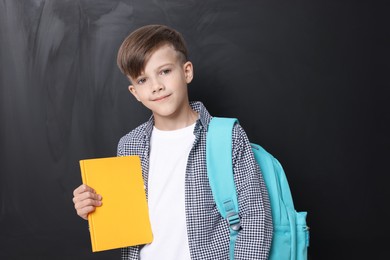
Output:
[128, 85, 140, 101]
[183, 61, 194, 83]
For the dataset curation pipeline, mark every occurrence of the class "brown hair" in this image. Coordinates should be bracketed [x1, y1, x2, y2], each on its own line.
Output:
[117, 24, 188, 79]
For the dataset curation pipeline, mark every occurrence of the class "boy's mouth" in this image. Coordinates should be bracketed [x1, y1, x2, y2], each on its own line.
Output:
[152, 94, 171, 102]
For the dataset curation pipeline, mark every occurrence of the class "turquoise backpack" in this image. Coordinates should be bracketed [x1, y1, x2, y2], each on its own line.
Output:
[206, 117, 309, 260]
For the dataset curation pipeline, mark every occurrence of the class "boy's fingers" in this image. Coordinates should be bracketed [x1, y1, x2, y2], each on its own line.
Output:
[73, 184, 95, 196]
[72, 184, 102, 221]
[74, 198, 101, 210]
[73, 192, 102, 205]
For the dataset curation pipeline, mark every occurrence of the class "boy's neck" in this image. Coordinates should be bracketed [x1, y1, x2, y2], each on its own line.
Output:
[153, 107, 198, 131]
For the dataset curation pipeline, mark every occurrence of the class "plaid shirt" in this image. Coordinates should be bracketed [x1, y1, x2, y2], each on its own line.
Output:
[117, 101, 273, 260]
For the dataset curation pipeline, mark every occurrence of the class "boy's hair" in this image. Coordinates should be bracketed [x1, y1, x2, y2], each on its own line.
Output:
[117, 24, 188, 79]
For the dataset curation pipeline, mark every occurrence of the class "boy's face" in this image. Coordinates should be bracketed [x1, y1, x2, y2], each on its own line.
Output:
[128, 44, 193, 122]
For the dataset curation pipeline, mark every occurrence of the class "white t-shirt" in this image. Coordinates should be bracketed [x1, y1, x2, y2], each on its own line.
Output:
[140, 123, 196, 260]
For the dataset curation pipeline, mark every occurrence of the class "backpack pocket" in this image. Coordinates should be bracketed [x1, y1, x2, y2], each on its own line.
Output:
[269, 224, 293, 260]
[269, 210, 309, 260]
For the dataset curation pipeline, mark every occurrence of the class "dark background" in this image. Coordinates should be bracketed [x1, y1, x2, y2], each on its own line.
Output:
[1, 0, 389, 259]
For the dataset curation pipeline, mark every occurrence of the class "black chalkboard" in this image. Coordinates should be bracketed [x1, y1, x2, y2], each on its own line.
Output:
[1, 1, 389, 259]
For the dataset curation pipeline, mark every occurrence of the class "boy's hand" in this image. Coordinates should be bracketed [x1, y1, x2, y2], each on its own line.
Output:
[72, 184, 102, 220]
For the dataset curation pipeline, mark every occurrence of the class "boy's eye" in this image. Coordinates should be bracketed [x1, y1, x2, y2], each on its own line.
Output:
[160, 69, 171, 75]
[137, 78, 147, 85]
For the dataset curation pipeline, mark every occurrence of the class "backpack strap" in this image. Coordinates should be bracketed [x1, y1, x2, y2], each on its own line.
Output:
[206, 117, 240, 260]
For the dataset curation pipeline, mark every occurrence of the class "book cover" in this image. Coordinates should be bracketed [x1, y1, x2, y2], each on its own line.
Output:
[79, 155, 153, 252]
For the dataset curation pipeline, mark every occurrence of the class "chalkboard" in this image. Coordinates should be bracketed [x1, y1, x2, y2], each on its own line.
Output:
[1, 0, 389, 259]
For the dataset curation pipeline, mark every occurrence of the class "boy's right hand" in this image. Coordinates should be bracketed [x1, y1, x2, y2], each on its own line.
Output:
[72, 184, 102, 220]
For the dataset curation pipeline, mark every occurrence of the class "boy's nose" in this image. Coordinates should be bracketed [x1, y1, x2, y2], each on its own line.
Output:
[151, 80, 164, 93]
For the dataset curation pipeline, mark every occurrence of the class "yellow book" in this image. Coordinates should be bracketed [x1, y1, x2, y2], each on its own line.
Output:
[79, 155, 153, 252]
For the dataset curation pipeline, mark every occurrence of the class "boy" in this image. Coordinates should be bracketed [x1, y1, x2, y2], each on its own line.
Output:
[72, 24, 273, 259]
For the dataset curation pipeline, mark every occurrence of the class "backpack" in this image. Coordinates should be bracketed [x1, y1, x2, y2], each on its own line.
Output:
[206, 117, 309, 260]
